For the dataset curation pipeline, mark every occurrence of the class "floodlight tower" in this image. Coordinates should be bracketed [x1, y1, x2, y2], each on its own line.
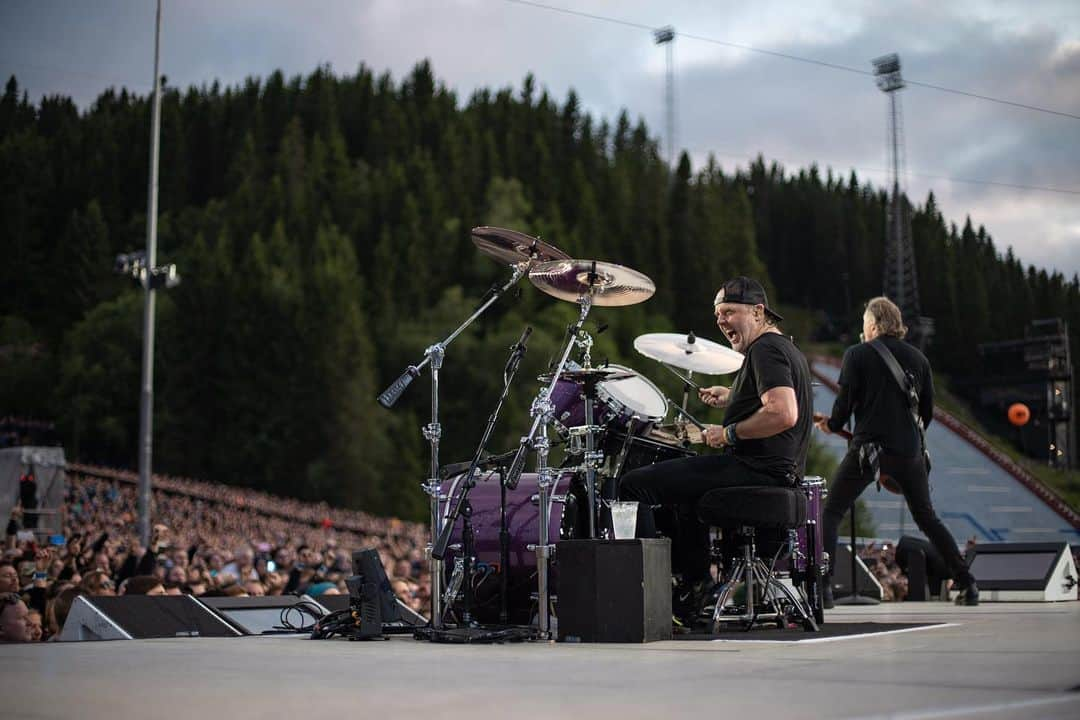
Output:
[654, 26, 676, 166]
[873, 53, 931, 348]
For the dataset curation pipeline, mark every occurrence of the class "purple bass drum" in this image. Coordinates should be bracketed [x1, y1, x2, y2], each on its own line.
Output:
[442, 469, 583, 625]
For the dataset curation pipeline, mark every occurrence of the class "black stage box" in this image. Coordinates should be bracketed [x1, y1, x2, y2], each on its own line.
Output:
[556, 538, 671, 643]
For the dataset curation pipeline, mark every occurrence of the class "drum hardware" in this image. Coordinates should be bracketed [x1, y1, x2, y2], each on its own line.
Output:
[432, 324, 533, 631]
[506, 258, 655, 639]
[379, 227, 561, 631]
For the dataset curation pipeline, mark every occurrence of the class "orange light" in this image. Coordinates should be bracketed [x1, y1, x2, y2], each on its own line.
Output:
[1007, 403, 1031, 427]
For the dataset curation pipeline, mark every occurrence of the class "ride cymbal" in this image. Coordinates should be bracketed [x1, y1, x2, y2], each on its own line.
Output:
[471, 226, 570, 266]
[633, 332, 744, 374]
[528, 259, 655, 307]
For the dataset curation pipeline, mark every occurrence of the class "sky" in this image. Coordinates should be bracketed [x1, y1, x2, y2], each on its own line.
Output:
[3, 0, 1079, 279]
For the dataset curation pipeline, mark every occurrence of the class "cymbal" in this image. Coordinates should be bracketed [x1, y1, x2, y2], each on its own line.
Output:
[471, 226, 570, 266]
[633, 332, 744, 375]
[538, 367, 636, 384]
[528, 259, 655, 307]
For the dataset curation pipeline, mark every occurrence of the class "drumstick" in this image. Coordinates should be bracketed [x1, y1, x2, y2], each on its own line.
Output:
[658, 362, 701, 390]
[669, 401, 706, 430]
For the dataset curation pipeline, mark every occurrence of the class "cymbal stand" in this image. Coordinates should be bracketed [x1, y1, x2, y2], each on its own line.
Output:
[506, 295, 594, 639]
[377, 263, 526, 630]
[571, 329, 603, 539]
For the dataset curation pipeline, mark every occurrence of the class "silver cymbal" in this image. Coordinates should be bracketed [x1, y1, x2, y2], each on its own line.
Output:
[471, 226, 570, 266]
[633, 332, 744, 374]
[528, 259, 655, 307]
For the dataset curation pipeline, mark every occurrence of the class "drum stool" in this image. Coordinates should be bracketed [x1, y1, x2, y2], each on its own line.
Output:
[697, 485, 819, 632]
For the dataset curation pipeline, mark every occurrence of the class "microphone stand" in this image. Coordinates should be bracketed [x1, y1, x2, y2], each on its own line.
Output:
[377, 263, 526, 630]
[431, 326, 533, 626]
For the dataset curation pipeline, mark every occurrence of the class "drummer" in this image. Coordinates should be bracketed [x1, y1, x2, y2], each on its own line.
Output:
[619, 276, 813, 626]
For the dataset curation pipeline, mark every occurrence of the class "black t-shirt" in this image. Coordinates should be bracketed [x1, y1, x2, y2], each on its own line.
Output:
[827, 335, 933, 457]
[722, 332, 813, 481]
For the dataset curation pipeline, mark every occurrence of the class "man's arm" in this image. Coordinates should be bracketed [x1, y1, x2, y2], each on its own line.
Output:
[705, 386, 798, 447]
[827, 348, 858, 433]
[920, 362, 934, 429]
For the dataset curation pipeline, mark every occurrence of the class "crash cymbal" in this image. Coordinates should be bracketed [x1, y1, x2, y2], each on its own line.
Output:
[471, 226, 570, 266]
[538, 367, 636, 384]
[528, 259, 655, 307]
[633, 332, 744, 375]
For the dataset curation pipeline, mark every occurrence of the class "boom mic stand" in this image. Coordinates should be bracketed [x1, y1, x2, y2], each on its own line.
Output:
[432, 325, 533, 627]
[377, 263, 526, 630]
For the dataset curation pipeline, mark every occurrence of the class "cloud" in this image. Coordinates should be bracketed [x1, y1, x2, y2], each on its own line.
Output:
[2, 0, 1077, 276]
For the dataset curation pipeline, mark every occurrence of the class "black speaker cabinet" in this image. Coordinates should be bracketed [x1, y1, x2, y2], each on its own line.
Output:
[556, 538, 671, 643]
[830, 544, 884, 601]
[59, 595, 242, 641]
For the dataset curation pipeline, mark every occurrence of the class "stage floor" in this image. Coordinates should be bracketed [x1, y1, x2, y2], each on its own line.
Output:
[4, 602, 1078, 719]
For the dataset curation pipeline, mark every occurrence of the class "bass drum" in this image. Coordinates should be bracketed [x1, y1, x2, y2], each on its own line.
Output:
[441, 469, 583, 625]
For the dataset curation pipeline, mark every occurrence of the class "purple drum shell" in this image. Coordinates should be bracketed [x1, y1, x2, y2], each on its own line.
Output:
[792, 477, 826, 573]
[442, 469, 578, 623]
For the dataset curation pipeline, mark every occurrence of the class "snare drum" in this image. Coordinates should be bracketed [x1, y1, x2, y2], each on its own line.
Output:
[441, 468, 583, 624]
[549, 363, 668, 436]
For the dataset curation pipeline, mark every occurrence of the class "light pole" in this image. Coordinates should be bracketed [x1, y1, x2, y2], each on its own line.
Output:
[137, 0, 164, 548]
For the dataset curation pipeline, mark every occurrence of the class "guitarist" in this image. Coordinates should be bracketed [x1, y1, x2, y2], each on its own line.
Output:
[813, 296, 979, 606]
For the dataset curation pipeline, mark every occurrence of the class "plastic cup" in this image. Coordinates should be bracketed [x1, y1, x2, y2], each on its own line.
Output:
[609, 501, 638, 540]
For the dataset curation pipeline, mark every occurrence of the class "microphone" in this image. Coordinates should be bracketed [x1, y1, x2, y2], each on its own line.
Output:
[504, 441, 531, 490]
[377, 366, 419, 409]
[512, 325, 533, 355]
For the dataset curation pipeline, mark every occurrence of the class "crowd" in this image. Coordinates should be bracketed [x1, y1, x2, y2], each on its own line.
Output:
[2, 467, 430, 642]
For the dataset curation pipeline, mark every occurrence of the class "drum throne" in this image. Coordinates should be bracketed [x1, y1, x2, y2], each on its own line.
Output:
[696, 485, 820, 632]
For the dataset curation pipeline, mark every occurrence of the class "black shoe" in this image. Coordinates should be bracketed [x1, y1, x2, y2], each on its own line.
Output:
[821, 580, 835, 610]
[954, 578, 979, 606]
[673, 577, 710, 627]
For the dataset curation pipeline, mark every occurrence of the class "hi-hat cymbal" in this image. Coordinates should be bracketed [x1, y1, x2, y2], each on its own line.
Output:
[538, 367, 636, 384]
[528, 259, 655, 307]
[472, 226, 570, 266]
[633, 332, 744, 375]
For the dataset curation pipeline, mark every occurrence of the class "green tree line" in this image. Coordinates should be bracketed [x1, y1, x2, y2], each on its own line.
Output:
[1, 62, 1076, 518]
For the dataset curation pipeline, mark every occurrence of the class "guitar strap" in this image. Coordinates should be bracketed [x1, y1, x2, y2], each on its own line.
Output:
[869, 338, 931, 472]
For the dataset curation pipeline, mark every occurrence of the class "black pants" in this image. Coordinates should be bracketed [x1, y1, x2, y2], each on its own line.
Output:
[822, 449, 972, 582]
[619, 454, 791, 581]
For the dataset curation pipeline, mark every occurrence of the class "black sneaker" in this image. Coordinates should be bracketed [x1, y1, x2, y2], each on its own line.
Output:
[954, 578, 980, 606]
[673, 577, 710, 628]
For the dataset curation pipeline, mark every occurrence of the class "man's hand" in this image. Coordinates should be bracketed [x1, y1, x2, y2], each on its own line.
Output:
[812, 411, 832, 434]
[702, 425, 727, 448]
[698, 385, 730, 409]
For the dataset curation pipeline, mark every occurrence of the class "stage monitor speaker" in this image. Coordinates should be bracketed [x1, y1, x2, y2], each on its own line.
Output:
[59, 595, 242, 641]
[556, 538, 671, 643]
[829, 544, 884, 601]
[200, 595, 322, 635]
[964, 542, 1078, 602]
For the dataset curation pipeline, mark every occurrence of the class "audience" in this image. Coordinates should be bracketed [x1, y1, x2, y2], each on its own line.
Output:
[3, 467, 430, 641]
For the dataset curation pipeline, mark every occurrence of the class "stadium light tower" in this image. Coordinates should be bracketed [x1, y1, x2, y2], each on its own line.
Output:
[654, 26, 676, 166]
[873, 53, 931, 348]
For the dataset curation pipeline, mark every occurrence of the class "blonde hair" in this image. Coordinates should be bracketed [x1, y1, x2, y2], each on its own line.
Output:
[864, 296, 907, 339]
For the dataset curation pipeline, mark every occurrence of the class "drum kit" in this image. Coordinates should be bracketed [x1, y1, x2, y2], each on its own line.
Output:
[379, 226, 818, 638]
